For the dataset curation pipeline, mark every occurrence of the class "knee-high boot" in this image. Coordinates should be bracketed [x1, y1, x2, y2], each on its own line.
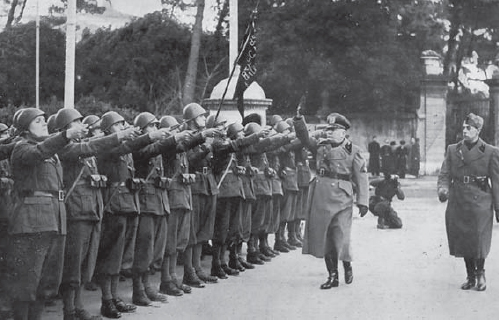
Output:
[475, 258, 486, 291]
[461, 258, 476, 290]
[320, 255, 339, 290]
[343, 261, 353, 284]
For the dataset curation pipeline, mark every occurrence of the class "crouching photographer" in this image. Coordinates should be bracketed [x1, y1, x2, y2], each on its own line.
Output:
[368, 172, 404, 229]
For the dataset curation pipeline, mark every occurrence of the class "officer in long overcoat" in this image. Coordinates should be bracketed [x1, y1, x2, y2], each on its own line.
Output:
[294, 111, 369, 290]
[437, 113, 499, 292]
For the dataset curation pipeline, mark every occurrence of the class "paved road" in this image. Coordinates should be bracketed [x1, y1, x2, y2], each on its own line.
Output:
[42, 176, 499, 319]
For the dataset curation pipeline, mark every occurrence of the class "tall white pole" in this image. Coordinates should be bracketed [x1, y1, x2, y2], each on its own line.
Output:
[35, 0, 39, 108]
[229, 0, 238, 79]
[64, 0, 77, 109]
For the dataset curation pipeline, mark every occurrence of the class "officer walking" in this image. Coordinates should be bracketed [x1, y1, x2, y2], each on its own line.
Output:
[294, 109, 369, 290]
[437, 113, 499, 291]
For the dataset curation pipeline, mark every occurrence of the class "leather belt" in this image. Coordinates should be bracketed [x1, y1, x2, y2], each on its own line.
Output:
[454, 175, 486, 184]
[318, 168, 350, 181]
[32, 190, 65, 201]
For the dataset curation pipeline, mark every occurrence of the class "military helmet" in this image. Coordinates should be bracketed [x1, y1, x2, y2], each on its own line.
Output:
[47, 114, 58, 134]
[159, 116, 179, 129]
[82, 115, 101, 130]
[56, 108, 83, 130]
[134, 112, 159, 130]
[275, 120, 291, 133]
[206, 114, 228, 129]
[15, 107, 45, 132]
[243, 122, 262, 136]
[0, 123, 8, 133]
[183, 103, 208, 122]
[269, 115, 283, 127]
[100, 111, 125, 132]
[227, 122, 244, 140]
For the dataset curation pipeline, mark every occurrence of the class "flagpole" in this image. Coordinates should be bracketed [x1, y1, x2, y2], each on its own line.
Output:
[214, 1, 259, 123]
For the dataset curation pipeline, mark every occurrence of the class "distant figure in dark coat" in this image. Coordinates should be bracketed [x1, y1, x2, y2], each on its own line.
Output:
[368, 136, 381, 176]
[380, 140, 396, 175]
[396, 140, 408, 178]
[409, 137, 420, 178]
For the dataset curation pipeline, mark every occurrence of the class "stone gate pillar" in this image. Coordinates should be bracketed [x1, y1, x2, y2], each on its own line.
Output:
[485, 73, 499, 146]
[417, 51, 448, 175]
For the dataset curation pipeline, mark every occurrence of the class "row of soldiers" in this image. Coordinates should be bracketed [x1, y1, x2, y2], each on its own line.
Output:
[0, 103, 312, 320]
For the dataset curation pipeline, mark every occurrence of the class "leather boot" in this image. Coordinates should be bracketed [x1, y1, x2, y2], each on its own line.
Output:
[75, 308, 102, 320]
[259, 234, 276, 258]
[100, 299, 121, 319]
[247, 235, 264, 265]
[320, 271, 339, 289]
[273, 229, 290, 253]
[288, 231, 302, 248]
[238, 256, 255, 269]
[228, 244, 245, 272]
[211, 243, 227, 279]
[112, 298, 136, 313]
[281, 223, 297, 250]
[196, 269, 219, 283]
[295, 219, 304, 242]
[476, 270, 486, 291]
[143, 273, 167, 302]
[377, 217, 389, 229]
[461, 258, 476, 290]
[221, 263, 239, 276]
[159, 280, 183, 296]
[343, 261, 353, 284]
[132, 274, 152, 306]
[263, 233, 279, 255]
[182, 268, 205, 288]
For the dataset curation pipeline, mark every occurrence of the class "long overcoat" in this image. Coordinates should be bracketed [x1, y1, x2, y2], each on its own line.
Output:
[437, 138, 499, 258]
[294, 117, 368, 259]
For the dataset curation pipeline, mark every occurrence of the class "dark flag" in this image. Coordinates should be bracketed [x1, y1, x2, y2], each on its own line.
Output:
[233, 12, 257, 118]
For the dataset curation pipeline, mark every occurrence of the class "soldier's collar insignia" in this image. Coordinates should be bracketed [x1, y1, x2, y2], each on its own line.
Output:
[479, 143, 485, 153]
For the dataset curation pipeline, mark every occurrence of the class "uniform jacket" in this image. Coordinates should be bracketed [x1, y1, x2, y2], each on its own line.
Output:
[10, 133, 70, 234]
[0, 142, 16, 222]
[295, 146, 312, 188]
[97, 134, 152, 215]
[59, 133, 121, 221]
[133, 136, 177, 216]
[213, 134, 260, 199]
[277, 139, 303, 192]
[294, 116, 368, 258]
[163, 132, 204, 210]
[437, 138, 499, 258]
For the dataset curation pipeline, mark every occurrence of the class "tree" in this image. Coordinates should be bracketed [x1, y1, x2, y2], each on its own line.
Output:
[183, 0, 205, 105]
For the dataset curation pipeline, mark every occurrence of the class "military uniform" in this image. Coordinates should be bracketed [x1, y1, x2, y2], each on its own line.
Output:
[160, 132, 204, 296]
[294, 115, 368, 288]
[438, 136, 499, 290]
[294, 147, 312, 241]
[7, 131, 70, 314]
[211, 133, 260, 278]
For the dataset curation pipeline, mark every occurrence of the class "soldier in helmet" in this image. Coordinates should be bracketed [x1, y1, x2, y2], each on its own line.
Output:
[82, 115, 104, 138]
[294, 110, 369, 290]
[209, 115, 265, 279]
[94, 111, 168, 318]
[6, 108, 88, 320]
[157, 115, 211, 296]
[47, 114, 59, 135]
[130, 112, 192, 306]
[182, 103, 224, 288]
[56, 108, 138, 320]
[243, 120, 294, 265]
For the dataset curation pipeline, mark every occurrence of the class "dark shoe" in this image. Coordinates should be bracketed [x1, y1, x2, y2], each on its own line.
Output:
[320, 271, 339, 289]
[211, 266, 228, 279]
[461, 276, 476, 290]
[120, 269, 133, 279]
[274, 241, 290, 253]
[288, 235, 302, 248]
[145, 287, 168, 302]
[229, 258, 245, 272]
[159, 281, 183, 297]
[84, 281, 99, 291]
[268, 247, 280, 255]
[344, 268, 353, 285]
[221, 264, 239, 276]
[260, 246, 276, 258]
[183, 271, 205, 288]
[75, 308, 102, 320]
[476, 270, 486, 291]
[238, 257, 255, 269]
[100, 299, 121, 319]
[112, 298, 137, 313]
[132, 290, 152, 306]
[177, 283, 192, 294]
[196, 270, 218, 283]
[247, 253, 264, 265]
[258, 253, 271, 262]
